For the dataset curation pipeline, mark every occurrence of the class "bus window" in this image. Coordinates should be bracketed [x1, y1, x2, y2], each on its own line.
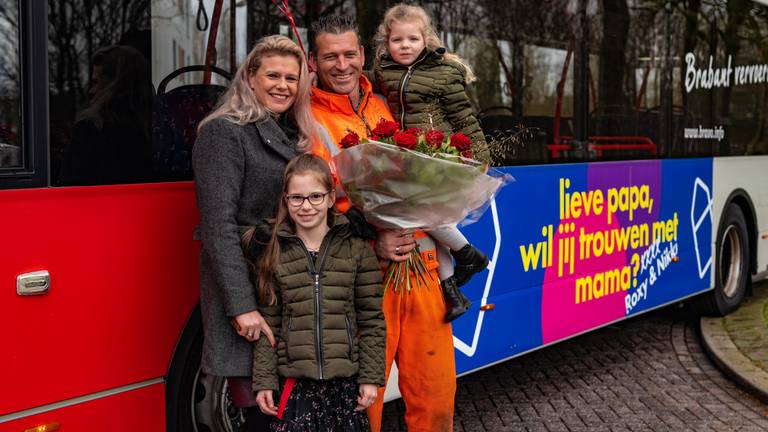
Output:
[586, 0, 768, 161]
[48, 2, 153, 186]
[48, 0, 243, 186]
[586, 0, 666, 162]
[439, 2, 579, 166]
[0, 0, 22, 169]
[681, 0, 768, 157]
[150, 0, 242, 182]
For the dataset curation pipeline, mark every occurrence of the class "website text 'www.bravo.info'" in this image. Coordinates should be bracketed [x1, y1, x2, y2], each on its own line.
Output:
[683, 125, 725, 141]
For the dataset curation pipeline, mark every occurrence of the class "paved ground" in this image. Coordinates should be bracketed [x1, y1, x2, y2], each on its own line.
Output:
[381, 306, 768, 431]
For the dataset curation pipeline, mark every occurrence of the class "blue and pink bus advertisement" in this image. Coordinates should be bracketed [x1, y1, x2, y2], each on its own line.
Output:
[454, 158, 713, 373]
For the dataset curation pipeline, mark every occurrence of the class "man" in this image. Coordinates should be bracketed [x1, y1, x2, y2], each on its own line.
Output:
[308, 15, 457, 432]
[308, 19, 391, 159]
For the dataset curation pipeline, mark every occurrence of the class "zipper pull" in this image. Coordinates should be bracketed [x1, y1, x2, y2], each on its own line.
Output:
[313, 273, 320, 290]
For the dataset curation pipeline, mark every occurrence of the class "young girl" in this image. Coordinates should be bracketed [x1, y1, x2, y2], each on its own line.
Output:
[373, 3, 489, 322]
[245, 154, 385, 432]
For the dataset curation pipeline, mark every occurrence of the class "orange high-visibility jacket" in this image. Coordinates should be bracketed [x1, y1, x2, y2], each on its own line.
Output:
[310, 76, 394, 157]
[310, 76, 394, 213]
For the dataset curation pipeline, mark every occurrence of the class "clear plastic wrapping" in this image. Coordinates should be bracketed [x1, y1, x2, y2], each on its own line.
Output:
[331, 140, 511, 230]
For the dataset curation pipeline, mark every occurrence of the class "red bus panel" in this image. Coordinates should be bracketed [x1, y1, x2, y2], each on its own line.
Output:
[0, 183, 199, 416]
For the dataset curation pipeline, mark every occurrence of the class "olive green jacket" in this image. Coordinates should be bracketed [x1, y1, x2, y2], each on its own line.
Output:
[373, 48, 488, 154]
[252, 219, 385, 391]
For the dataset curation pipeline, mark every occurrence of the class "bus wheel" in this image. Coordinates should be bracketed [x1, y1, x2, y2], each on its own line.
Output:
[697, 203, 749, 316]
[167, 323, 246, 432]
[192, 370, 246, 432]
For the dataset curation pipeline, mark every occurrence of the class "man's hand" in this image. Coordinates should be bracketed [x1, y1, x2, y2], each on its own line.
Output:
[355, 384, 379, 411]
[256, 390, 278, 416]
[374, 229, 416, 262]
[232, 310, 276, 347]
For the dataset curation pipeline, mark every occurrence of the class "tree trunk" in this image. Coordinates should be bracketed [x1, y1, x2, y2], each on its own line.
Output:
[355, 0, 388, 68]
[597, 0, 630, 133]
[681, 0, 701, 110]
[720, 0, 750, 155]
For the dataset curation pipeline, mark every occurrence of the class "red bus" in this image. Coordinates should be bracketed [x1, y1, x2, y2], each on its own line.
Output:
[2, 1, 767, 431]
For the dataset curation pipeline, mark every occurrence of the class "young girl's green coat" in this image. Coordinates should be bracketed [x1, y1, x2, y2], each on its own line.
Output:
[250, 218, 385, 392]
[373, 47, 488, 159]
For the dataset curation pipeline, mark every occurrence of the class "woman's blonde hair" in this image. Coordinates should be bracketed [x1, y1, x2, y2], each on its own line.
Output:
[199, 35, 318, 150]
[373, 3, 476, 83]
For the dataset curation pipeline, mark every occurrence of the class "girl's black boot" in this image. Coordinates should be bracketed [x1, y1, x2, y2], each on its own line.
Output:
[450, 244, 489, 287]
[442, 277, 471, 322]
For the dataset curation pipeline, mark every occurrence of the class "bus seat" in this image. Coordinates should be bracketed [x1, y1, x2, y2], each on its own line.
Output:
[152, 65, 231, 180]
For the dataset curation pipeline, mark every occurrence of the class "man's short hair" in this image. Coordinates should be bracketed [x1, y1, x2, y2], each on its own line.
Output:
[310, 15, 360, 51]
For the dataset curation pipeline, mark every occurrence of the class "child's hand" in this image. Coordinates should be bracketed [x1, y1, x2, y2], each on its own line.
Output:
[256, 390, 278, 416]
[355, 384, 378, 411]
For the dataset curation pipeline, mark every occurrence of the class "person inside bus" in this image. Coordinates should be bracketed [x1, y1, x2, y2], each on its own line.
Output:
[192, 35, 320, 432]
[307, 15, 458, 432]
[245, 153, 385, 431]
[58, 44, 154, 186]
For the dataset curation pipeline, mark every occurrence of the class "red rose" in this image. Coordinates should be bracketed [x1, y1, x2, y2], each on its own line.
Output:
[461, 150, 473, 158]
[393, 131, 418, 149]
[405, 127, 423, 137]
[339, 131, 360, 148]
[371, 119, 399, 138]
[449, 133, 472, 152]
[425, 129, 445, 147]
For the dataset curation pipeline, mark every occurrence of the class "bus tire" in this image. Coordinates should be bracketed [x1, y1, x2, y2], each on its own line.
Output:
[695, 203, 749, 316]
[167, 307, 246, 432]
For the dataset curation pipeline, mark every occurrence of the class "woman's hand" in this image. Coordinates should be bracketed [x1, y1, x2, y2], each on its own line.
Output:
[255, 390, 278, 416]
[374, 229, 416, 262]
[233, 310, 276, 346]
[355, 384, 379, 411]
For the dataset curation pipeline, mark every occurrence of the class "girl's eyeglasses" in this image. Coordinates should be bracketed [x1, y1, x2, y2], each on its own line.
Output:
[285, 191, 331, 207]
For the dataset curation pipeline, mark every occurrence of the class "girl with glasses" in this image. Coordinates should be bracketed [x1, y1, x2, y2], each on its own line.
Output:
[243, 154, 385, 432]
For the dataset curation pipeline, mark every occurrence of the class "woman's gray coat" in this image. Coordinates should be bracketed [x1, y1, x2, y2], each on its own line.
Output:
[192, 116, 298, 377]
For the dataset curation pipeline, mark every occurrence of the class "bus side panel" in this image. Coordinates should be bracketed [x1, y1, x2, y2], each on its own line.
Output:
[712, 156, 768, 277]
[453, 159, 714, 373]
[0, 382, 164, 431]
[0, 183, 199, 416]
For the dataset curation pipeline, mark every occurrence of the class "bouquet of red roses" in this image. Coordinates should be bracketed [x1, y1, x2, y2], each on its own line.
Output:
[331, 120, 508, 293]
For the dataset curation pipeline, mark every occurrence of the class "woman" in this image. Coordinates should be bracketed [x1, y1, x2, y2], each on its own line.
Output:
[192, 35, 319, 431]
